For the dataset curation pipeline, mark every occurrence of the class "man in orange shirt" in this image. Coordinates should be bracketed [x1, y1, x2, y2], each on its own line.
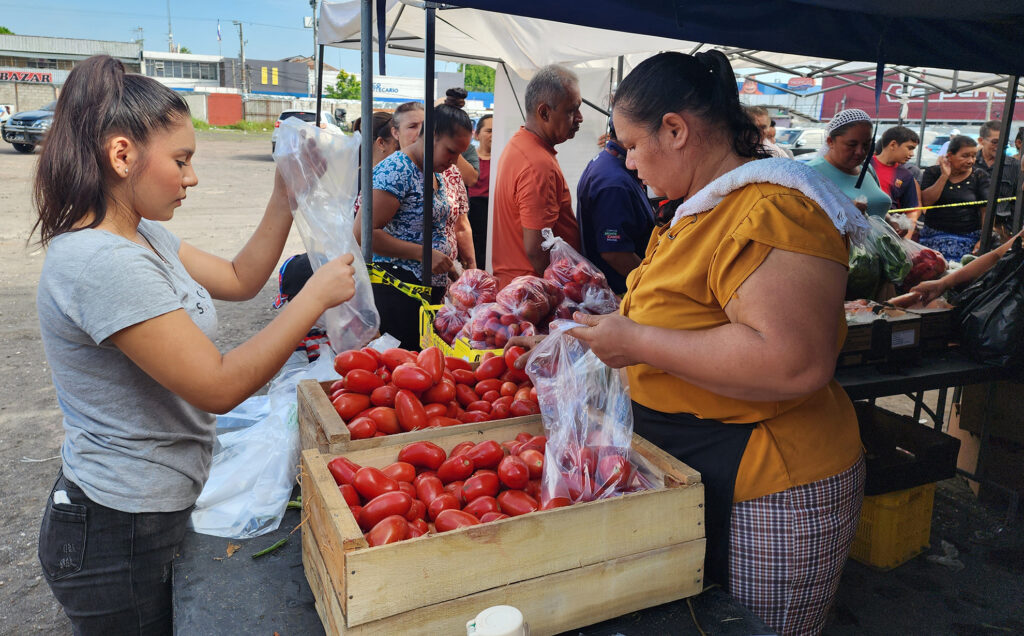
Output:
[492, 64, 583, 287]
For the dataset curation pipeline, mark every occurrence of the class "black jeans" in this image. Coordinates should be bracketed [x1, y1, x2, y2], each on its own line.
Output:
[371, 263, 446, 351]
[468, 196, 489, 269]
[38, 471, 192, 636]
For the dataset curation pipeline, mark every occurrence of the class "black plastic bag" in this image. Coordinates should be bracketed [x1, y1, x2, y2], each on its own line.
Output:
[953, 237, 1024, 367]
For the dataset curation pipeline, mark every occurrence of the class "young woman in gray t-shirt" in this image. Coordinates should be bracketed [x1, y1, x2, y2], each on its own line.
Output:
[33, 55, 357, 634]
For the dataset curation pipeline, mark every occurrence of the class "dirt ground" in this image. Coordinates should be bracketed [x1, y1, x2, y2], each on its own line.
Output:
[0, 129, 304, 633]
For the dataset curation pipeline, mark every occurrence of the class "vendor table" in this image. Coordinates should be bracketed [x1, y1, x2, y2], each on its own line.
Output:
[173, 500, 772, 635]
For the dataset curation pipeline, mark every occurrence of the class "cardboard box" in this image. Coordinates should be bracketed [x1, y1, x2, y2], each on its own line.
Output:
[419, 304, 503, 362]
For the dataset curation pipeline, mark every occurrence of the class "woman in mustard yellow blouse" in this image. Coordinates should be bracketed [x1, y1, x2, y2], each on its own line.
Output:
[570, 52, 866, 635]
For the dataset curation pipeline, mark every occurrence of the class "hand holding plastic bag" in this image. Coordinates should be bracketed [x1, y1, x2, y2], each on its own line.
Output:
[274, 118, 379, 354]
[524, 321, 654, 506]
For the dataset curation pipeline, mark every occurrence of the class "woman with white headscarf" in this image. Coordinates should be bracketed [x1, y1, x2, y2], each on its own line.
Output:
[808, 109, 892, 218]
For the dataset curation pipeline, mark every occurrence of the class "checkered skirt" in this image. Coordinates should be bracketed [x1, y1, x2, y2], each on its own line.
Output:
[728, 455, 865, 636]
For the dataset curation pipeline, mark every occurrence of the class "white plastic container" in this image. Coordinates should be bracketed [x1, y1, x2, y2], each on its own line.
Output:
[466, 605, 529, 636]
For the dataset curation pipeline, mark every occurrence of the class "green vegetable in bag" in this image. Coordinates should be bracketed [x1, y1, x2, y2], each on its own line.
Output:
[867, 216, 912, 284]
[846, 244, 881, 301]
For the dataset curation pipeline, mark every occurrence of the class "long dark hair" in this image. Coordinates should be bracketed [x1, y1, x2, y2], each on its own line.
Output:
[613, 50, 766, 159]
[33, 55, 191, 245]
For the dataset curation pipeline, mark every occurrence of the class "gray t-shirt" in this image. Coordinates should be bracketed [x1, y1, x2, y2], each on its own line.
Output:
[37, 219, 218, 513]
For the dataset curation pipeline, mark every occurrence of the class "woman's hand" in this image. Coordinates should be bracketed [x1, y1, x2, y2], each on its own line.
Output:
[908, 278, 948, 305]
[505, 335, 547, 370]
[305, 253, 357, 308]
[566, 312, 640, 369]
[938, 154, 952, 180]
[430, 249, 454, 274]
[853, 199, 868, 213]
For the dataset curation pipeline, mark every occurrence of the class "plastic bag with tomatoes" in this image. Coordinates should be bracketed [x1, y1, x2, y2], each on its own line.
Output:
[524, 320, 655, 506]
[460, 302, 537, 350]
[541, 228, 620, 317]
[432, 302, 469, 345]
[495, 275, 563, 328]
[447, 269, 498, 311]
[898, 237, 947, 291]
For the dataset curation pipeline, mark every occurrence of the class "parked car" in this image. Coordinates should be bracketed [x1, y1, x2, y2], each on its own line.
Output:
[271, 109, 341, 153]
[775, 127, 826, 158]
[1, 101, 55, 153]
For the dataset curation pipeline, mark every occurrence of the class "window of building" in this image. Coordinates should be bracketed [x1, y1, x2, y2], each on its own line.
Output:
[145, 59, 218, 81]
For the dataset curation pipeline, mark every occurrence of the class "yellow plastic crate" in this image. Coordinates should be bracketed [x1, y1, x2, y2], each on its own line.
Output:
[850, 483, 935, 570]
[418, 304, 503, 361]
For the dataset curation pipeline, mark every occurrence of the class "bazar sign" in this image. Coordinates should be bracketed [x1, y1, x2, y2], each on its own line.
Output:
[0, 70, 53, 83]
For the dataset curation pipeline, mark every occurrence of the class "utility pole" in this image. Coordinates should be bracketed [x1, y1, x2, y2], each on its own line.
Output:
[233, 21, 247, 95]
[166, 0, 174, 53]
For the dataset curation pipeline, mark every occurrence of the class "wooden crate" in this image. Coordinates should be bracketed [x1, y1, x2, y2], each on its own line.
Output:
[300, 419, 705, 633]
[297, 379, 540, 455]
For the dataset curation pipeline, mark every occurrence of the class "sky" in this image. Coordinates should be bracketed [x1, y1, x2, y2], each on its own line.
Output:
[0, 0, 458, 77]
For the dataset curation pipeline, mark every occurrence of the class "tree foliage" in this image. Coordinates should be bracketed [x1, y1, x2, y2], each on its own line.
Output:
[0, 26, 13, 35]
[325, 69, 361, 100]
[460, 64, 495, 93]
[180, 46, 192, 54]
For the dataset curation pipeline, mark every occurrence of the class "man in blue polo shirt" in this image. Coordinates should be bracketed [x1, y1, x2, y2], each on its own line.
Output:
[576, 118, 655, 294]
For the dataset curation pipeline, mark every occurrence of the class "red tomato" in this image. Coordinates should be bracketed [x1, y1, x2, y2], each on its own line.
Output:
[493, 396, 513, 410]
[513, 387, 532, 403]
[412, 471, 437, 487]
[381, 461, 416, 483]
[503, 346, 526, 373]
[398, 481, 417, 498]
[370, 385, 398, 407]
[366, 515, 409, 547]
[360, 347, 382, 367]
[500, 382, 518, 398]
[422, 381, 456, 405]
[428, 416, 463, 428]
[409, 518, 429, 535]
[530, 387, 538, 402]
[467, 400, 492, 414]
[540, 496, 572, 511]
[444, 480, 466, 505]
[519, 435, 547, 454]
[501, 440, 522, 455]
[451, 369, 477, 385]
[332, 393, 371, 421]
[518, 449, 544, 479]
[447, 401, 460, 418]
[366, 407, 401, 435]
[497, 490, 539, 517]
[444, 356, 473, 372]
[497, 455, 530, 490]
[481, 390, 501, 403]
[327, 456, 361, 486]
[462, 472, 500, 502]
[346, 416, 377, 440]
[474, 356, 507, 381]
[392, 364, 433, 393]
[416, 347, 445, 384]
[415, 476, 445, 504]
[395, 390, 428, 432]
[328, 379, 346, 394]
[406, 523, 426, 539]
[458, 410, 490, 424]
[436, 455, 475, 484]
[434, 509, 481, 533]
[474, 378, 502, 396]
[344, 368, 384, 394]
[465, 440, 505, 469]
[398, 441, 446, 471]
[462, 495, 500, 519]
[405, 498, 427, 522]
[423, 403, 448, 418]
[450, 441, 476, 457]
[349, 505, 363, 521]
[479, 511, 510, 523]
[597, 455, 632, 490]
[381, 348, 417, 371]
[334, 350, 378, 375]
[338, 483, 361, 507]
[491, 404, 511, 420]
[472, 469, 498, 478]
[515, 432, 532, 443]
[351, 467, 400, 501]
[427, 493, 461, 521]
[358, 491, 413, 531]
[378, 368, 392, 384]
[455, 384, 480, 407]
[373, 432, 388, 437]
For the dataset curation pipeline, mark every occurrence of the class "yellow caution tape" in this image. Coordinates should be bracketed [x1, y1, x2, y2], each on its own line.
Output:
[889, 196, 1017, 214]
[367, 263, 433, 306]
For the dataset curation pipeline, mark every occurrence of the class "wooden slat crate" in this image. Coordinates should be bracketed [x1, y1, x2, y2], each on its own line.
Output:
[300, 418, 705, 634]
[297, 378, 540, 455]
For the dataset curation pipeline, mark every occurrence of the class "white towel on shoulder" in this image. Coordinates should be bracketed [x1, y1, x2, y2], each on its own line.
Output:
[670, 157, 871, 244]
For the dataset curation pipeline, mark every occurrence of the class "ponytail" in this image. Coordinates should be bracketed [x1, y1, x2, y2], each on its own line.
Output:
[33, 55, 190, 245]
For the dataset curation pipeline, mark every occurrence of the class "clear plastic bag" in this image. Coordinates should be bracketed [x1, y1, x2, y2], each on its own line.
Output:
[866, 216, 912, 285]
[541, 228, 620, 316]
[899, 237, 947, 291]
[459, 302, 536, 350]
[846, 240, 882, 301]
[190, 353, 340, 538]
[446, 269, 497, 311]
[273, 118, 379, 354]
[494, 275, 562, 327]
[524, 321, 655, 506]
[432, 301, 470, 345]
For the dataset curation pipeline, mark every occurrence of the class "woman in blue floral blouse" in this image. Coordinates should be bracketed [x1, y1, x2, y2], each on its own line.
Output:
[366, 103, 474, 348]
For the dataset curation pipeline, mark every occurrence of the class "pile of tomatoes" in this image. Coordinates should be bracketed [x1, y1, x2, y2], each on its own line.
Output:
[328, 346, 539, 440]
[328, 435, 563, 547]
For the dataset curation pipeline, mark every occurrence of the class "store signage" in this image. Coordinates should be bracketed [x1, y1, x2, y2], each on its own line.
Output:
[0, 70, 53, 83]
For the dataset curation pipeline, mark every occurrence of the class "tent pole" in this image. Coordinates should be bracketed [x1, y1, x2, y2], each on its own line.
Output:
[315, 44, 325, 125]
[979, 74, 1019, 254]
[917, 92, 929, 168]
[422, 4, 436, 287]
[360, 0, 374, 262]
[616, 56, 623, 86]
